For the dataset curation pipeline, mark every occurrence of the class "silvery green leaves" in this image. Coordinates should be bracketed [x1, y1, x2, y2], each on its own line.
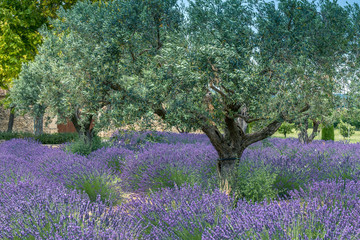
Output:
[256, 0, 349, 143]
[146, 0, 353, 184]
[11, 0, 183, 141]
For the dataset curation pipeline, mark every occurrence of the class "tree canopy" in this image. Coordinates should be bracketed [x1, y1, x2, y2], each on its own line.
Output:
[0, 0, 98, 89]
[12, 0, 182, 141]
[144, 0, 352, 184]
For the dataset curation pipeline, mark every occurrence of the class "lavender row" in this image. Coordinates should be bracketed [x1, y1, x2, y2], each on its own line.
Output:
[2, 134, 360, 238]
[123, 182, 360, 239]
[0, 176, 141, 239]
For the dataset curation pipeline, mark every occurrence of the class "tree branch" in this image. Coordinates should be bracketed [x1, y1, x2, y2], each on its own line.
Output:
[210, 83, 227, 98]
[246, 117, 266, 123]
[154, 106, 167, 120]
[221, 84, 235, 94]
[243, 119, 282, 147]
[130, 49, 136, 62]
[139, 48, 151, 56]
[201, 122, 227, 155]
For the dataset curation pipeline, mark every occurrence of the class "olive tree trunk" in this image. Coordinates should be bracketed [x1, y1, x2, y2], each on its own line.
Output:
[71, 114, 94, 144]
[7, 106, 15, 133]
[34, 114, 44, 136]
[298, 119, 321, 144]
[201, 116, 282, 193]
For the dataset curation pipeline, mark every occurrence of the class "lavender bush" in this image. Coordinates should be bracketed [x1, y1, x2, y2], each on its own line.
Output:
[0, 176, 141, 239]
[119, 142, 218, 193]
[2, 134, 360, 238]
[123, 183, 360, 239]
[88, 146, 134, 174]
[0, 139, 120, 204]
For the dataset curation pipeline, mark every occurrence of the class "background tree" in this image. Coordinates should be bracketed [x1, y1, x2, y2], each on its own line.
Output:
[1, 0, 98, 132]
[14, 1, 118, 143]
[0, 0, 97, 88]
[343, 3, 360, 135]
[258, 0, 348, 144]
[11, 60, 47, 136]
[338, 120, 355, 140]
[278, 122, 295, 138]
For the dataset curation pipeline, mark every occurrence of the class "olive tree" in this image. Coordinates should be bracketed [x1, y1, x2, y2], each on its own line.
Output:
[11, 59, 47, 136]
[12, 0, 182, 143]
[258, 0, 349, 144]
[141, 0, 349, 186]
[12, 1, 119, 143]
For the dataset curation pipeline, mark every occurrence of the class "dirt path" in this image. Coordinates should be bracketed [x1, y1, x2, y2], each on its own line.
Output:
[43, 144, 61, 148]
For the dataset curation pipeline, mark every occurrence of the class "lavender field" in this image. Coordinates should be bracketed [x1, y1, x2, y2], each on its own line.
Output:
[1, 131, 360, 239]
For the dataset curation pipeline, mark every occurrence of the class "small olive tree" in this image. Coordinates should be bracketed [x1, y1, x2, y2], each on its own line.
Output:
[278, 122, 295, 138]
[11, 60, 46, 136]
[338, 120, 355, 140]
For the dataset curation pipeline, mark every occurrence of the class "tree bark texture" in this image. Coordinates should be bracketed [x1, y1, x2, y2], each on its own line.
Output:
[71, 113, 94, 144]
[7, 106, 15, 133]
[201, 116, 282, 193]
[34, 115, 44, 136]
[298, 119, 320, 144]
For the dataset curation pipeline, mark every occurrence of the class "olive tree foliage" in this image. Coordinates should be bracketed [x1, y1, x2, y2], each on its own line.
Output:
[11, 60, 47, 135]
[12, 0, 182, 142]
[12, 1, 116, 142]
[258, 0, 349, 144]
[142, 0, 349, 186]
[343, 3, 360, 122]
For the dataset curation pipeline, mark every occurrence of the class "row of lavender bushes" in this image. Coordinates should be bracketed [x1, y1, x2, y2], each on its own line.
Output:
[1, 131, 360, 238]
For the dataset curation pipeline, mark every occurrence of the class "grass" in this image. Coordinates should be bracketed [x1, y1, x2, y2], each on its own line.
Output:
[272, 128, 360, 143]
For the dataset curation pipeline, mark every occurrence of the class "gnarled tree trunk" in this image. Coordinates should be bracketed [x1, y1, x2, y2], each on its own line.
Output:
[71, 113, 94, 144]
[298, 119, 321, 144]
[201, 116, 282, 193]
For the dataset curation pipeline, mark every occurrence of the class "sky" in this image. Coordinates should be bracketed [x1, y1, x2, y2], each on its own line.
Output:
[180, 0, 359, 7]
[335, 0, 359, 6]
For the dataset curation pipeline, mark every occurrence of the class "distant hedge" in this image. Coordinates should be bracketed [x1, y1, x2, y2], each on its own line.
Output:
[0, 132, 78, 144]
[321, 125, 335, 141]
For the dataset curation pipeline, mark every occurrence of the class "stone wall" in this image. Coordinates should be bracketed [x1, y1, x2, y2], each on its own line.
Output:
[0, 106, 57, 133]
[0, 104, 198, 136]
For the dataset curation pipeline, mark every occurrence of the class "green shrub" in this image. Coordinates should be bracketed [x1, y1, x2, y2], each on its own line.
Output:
[0, 131, 78, 144]
[0, 131, 33, 140]
[66, 135, 107, 156]
[274, 173, 301, 199]
[107, 156, 125, 173]
[231, 161, 278, 203]
[277, 122, 295, 137]
[246, 122, 254, 133]
[144, 132, 167, 143]
[35, 132, 78, 144]
[151, 166, 200, 192]
[66, 173, 121, 205]
[321, 124, 335, 141]
[338, 120, 355, 139]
